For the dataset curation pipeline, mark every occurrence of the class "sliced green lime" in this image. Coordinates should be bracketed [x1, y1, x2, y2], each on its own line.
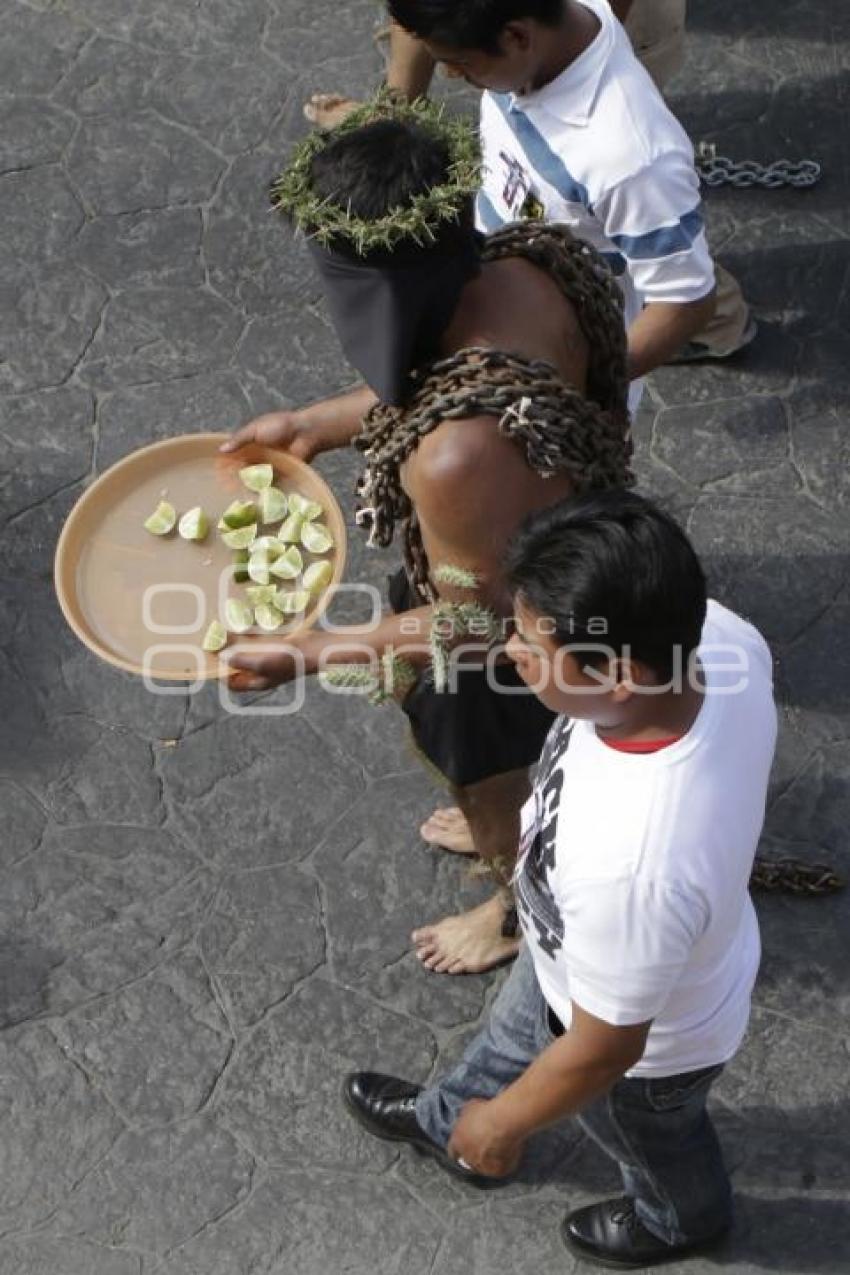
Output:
[233, 549, 250, 583]
[225, 598, 254, 634]
[303, 560, 333, 594]
[259, 486, 288, 524]
[301, 521, 334, 555]
[239, 463, 274, 492]
[221, 523, 258, 550]
[275, 588, 311, 615]
[269, 545, 303, 580]
[245, 584, 277, 606]
[255, 602, 285, 631]
[249, 535, 285, 560]
[144, 500, 177, 536]
[278, 511, 305, 543]
[178, 507, 210, 542]
[287, 494, 323, 521]
[248, 553, 272, 585]
[202, 620, 227, 652]
[218, 499, 258, 530]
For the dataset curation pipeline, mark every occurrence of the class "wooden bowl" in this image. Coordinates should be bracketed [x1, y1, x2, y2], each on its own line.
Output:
[54, 433, 348, 681]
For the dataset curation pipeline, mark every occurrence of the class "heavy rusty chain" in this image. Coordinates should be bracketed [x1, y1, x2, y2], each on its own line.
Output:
[355, 222, 631, 598]
[750, 855, 844, 895]
[696, 142, 822, 190]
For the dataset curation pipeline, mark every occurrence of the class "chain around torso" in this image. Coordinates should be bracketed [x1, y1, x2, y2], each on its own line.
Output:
[354, 222, 632, 599]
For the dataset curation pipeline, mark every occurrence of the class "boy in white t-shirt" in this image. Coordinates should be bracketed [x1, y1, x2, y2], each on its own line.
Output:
[344, 490, 777, 1268]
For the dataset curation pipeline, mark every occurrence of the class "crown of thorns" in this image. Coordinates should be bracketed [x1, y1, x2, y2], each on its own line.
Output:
[270, 93, 481, 255]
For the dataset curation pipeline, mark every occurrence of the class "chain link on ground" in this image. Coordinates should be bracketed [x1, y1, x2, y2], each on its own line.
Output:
[750, 855, 844, 894]
[696, 142, 822, 189]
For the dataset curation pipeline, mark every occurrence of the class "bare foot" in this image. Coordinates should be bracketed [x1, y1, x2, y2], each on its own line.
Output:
[412, 895, 520, 975]
[303, 93, 361, 129]
[419, 806, 476, 855]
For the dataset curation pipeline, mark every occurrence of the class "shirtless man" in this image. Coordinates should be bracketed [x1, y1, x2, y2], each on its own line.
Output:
[222, 101, 631, 974]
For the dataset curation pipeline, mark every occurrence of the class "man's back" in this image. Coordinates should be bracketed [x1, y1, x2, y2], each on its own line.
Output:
[403, 250, 596, 607]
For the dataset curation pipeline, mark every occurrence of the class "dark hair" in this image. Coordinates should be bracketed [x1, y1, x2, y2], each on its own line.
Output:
[389, 0, 564, 52]
[308, 118, 451, 220]
[505, 490, 707, 681]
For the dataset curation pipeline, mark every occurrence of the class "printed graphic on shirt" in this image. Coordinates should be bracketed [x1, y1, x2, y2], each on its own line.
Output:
[499, 150, 531, 213]
[515, 717, 573, 960]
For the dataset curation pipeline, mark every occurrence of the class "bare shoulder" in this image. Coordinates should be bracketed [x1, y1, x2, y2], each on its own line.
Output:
[411, 414, 519, 488]
[405, 414, 525, 531]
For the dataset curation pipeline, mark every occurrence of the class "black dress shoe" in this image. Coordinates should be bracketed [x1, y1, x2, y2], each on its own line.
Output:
[562, 1197, 729, 1269]
[342, 1072, 500, 1188]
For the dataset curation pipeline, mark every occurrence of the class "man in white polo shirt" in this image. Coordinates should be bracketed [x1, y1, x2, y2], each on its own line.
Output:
[387, 0, 726, 415]
[344, 489, 778, 1268]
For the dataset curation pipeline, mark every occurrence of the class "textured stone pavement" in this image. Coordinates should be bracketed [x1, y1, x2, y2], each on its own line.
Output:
[1, 0, 849, 1271]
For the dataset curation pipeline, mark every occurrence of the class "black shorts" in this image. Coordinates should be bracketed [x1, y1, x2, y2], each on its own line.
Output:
[389, 570, 556, 789]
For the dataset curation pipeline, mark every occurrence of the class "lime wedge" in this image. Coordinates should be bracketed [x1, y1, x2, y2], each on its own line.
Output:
[178, 506, 209, 542]
[303, 560, 333, 594]
[221, 523, 258, 550]
[144, 500, 177, 536]
[246, 584, 277, 606]
[278, 512, 305, 544]
[275, 589, 311, 615]
[287, 494, 323, 521]
[259, 486, 288, 524]
[233, 549, 250, 583]
[202, 621, 227, 652]
[269, 545, 303, 580]
[225, 598, 254, 634]
[239, 463, 274, 492]
[248, 553, 272, 585]
[250, 536, 285, 560]
[218, 499, 258, 530]
[255, 602, 285, 631]
[300, 521, 334, 555]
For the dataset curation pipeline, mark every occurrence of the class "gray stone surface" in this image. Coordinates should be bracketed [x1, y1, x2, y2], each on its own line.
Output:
[0, 0, 848, 1271]
[218, 977, 436, 1171]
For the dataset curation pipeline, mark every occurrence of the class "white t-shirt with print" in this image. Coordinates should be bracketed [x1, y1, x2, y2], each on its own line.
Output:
[514, 601, 777, 1077]
[476, 0, 715, 414]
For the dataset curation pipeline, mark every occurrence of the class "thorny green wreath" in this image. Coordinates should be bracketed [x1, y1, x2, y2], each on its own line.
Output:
[270, 91, 481, 255]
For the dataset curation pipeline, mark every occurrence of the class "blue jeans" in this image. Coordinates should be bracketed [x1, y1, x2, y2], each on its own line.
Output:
[416, 946, 733, 1246]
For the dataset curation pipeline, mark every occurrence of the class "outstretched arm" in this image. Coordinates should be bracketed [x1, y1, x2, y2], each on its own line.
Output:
[220, 384, 377, 461]
[226, 414, 573, 691]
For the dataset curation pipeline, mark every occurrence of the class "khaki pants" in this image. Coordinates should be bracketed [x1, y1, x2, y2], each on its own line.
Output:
[625, 0, 751, 353]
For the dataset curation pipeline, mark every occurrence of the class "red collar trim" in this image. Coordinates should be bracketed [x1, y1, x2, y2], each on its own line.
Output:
[599, 735, 682, 754]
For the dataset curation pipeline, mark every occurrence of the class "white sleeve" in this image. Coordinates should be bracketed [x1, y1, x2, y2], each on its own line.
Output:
[593, 152, 716, 305]
[560, 877, 708, 1025]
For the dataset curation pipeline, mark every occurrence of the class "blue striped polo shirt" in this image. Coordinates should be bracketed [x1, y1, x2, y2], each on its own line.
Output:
[476, 0, 715, 410]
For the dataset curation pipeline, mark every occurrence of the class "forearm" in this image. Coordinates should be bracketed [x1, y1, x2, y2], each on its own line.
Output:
[294, 384, 378, 450]
[302, 604, 435, 673]
[486, 1035, 632, 1142]
[627, 289, 717, 379]
[386, 21, 436, 100]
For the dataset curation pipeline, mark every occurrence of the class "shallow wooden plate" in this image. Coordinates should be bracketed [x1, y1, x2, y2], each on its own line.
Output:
[54, 433, 348, 681]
